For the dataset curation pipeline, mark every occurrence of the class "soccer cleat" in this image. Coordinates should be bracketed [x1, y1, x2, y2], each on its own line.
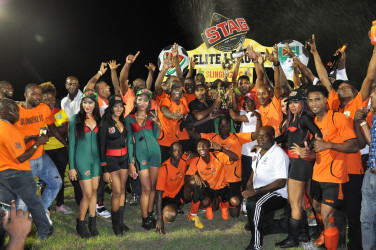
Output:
[206, 205, 214, 220]
[314, 231, 325, 246]
[187, 213, 204, 229]
[56, 204, 73, 215]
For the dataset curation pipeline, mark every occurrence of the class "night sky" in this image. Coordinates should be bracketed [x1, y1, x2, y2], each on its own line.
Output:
[0, 0, 375, 100]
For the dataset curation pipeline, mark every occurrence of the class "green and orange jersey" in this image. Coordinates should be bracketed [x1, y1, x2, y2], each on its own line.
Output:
[0, 121, 31, 172]
[328, 91, 368, 175]
[313, 110, 356, 183]
[186, 152, 231, 190]
[14, 103, 55, 160]
[200, 133, 251, 183]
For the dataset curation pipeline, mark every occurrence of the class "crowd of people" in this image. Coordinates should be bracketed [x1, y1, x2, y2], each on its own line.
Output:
[0, 32, 375, 250]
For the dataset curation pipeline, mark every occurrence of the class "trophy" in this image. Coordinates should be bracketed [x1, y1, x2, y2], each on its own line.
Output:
[217, 57, 236, 111]
[221, 57, 233, 82]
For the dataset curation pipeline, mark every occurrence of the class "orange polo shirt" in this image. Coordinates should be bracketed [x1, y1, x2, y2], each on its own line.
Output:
[313, 110, 356, 183]
[328, 92, 368, 175]
[156, 158, 188, 198]
[186, 152, 231, 190]
[259, 96, 282, 135]
[14, 103, 55, 160]
[201, 133, 251, 183]
[158, 97, 189, 146]
[0, 121, 31, 171]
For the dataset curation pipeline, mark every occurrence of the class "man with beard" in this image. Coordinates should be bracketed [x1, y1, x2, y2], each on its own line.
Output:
[0, 81, 14, 100]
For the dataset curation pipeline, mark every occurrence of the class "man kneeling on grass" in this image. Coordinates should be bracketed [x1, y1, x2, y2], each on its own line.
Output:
[155, 142, 198, 233]
[185, 139, 240, 227]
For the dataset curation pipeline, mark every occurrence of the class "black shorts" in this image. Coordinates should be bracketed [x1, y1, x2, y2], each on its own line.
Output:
[162, 185, 188, 207]
[311, 180, 344, 209]
[106, 155, 129, 173]
[194, 185, 233, 202]
[288, 158, 313, 182]
[228, 181, 242, 198]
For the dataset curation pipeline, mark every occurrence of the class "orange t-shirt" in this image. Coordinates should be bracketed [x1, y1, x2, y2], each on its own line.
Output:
[184, 93, 196, 105]
[158, 97, 189, 146]
[186, 152, 231, 190]
[366, 111, 374, 126]
[328, 92, 368, 175]
[313, 110, 356, 183]
[201, 133, 252, 183]
[121, 88, 157, 117]
[156, 158, 188, 198]
[259, 96, 282, 135]
[14, 103, 55, 160]
[0, 121, 31, 171]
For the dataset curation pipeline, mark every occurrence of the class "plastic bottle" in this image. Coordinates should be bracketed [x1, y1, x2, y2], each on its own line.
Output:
[371, 20, 376, 45]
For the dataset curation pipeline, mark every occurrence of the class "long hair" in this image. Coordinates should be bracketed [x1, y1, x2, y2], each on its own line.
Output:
[283, 98, 314, 144]
[100, 97, 125, 128]
[75, 99, 101, 139]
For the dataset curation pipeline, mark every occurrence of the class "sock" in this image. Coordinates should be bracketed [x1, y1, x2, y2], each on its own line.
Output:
[324, 227, 339, 250]
[220, 201, 229, 209]
[190, 201, 200, 216]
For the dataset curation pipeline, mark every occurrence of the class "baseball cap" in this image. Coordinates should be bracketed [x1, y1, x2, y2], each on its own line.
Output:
[135, 88, 152, 99]
[82, 89, 98, 101]
[109, 95, 125, 107]
[285, 89, 307, 102]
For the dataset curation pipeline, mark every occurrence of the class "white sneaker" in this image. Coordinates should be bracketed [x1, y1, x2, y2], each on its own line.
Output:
[56, 204, 73, 215]
[46, 211, 53, 225]
[96, 204, 111, 218]
[242, 198, 247, 215]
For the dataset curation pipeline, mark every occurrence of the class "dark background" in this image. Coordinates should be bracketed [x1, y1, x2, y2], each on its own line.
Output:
[0, 0, 375, 100]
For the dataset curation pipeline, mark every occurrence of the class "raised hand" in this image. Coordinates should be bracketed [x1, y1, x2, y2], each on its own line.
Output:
[210, 140, 222, 151]
[284, 43, 297, 58]
[189, 56, 197, 70]
[256, 51, 264, 64]
[145, 63, 156, 72]
[292, 57, 299, 68]
[306, 34, 317, 53]
[354, 107, 368, 121]
[126, 51, 140, 64]
[150, 111, 161, 127]
[171, 43, 179, 58]
[246, 44, 257, 61]
[162, 54, 173, 71]
[99, 62, 108, 75]
[313, 133, 330, 152]
[108, 60, 121, 70]
[272, 44, 279, 61]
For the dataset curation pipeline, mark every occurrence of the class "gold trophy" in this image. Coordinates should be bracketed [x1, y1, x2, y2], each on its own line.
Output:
[218, 57, 236, 110]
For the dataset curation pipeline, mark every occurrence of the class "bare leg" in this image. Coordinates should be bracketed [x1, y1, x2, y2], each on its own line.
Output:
[138, 169, 151, 218]
[79, 179, 93, 220]
[148, 166, 159, 213]
[88, 177, 100, 217]
[288, 179, 306, 220]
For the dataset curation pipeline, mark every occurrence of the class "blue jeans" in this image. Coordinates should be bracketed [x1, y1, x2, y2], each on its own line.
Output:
[30, 153, 62, 211]
[0, 169, 51, 239]
[361, 169, 376, 250]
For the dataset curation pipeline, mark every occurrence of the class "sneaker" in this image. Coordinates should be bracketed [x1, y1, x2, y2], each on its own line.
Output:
[177, 205, 184, 215]
[46, 211, 53, 225]
[242, 198, 247, 215]
[206, 206, 213, 220]
[314, 231, 325, 246]
[187, 213, 204, 229]
[96, 204, 111, 218]
[56, 204, 73, 215]
[130, 194, 139, 206]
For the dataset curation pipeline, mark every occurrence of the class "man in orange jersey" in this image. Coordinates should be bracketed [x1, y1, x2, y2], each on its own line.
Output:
[308, 34, 376, 249]
[304, 85, 359, 250]
[186, 139, 240, 222]
[0, 99, 53, 240]
[155, 142, 198, 233]
[14, 84, 65, 224]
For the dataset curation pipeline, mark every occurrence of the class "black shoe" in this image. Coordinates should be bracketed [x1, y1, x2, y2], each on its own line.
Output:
[118, 206, 129, 232]
[130, 194, 139, 206]
[141, 216, 153, 231]
[177, 205, 184, 215]
[244, 222, 251, 231]
[299, 211, 310, 242]
[148, 212, 156, 229]
[111, 211, 123, 236]
[76, 219, 91, 238]
[88, 216, 99, 237]
[276, 218, 300, 248]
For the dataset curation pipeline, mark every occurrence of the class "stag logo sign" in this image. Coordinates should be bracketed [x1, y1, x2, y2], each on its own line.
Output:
[202, 13, 249, 51]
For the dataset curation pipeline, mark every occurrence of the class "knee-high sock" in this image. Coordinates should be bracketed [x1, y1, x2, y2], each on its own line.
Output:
[324, 227, 339, 250]
[190, 201, 200, 215]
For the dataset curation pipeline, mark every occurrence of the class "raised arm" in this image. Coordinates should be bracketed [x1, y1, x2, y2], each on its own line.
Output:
[307, 34, 332, 93]
[171, 43, 184, 81]
[359, 42, 376, 101]
[186, 57, 197, 79]
[354, 107, 370, 146]
[155, 55, 172, 96]
[108, 60, 121, 95]
[232, 56, 243, 83]
[246, 45, 264, 89]
[119, 52, 140, 95]
[84, 62, 108, 91]
[145, 63, 156, 90]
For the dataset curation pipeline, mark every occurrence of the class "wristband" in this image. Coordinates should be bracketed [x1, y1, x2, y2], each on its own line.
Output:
[273, 62, 280, 66]
[33, 145, 38, 150]
[220, 146, 224, 152]
[98, 71, 103, 76]
[360, 121, 368, 127]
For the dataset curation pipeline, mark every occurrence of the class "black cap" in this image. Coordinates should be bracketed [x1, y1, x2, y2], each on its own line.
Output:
[332, 80, 359, 91]
[285, 89, 307, 102]
[108, 95, 125, 107]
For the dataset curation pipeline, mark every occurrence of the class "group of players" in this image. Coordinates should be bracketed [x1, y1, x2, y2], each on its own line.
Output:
[0, 31, 376, 250]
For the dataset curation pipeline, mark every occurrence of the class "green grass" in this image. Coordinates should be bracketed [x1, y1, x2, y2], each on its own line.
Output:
[20, 176, 335, 250]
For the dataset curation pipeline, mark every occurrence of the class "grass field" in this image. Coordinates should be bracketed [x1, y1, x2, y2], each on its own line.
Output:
[21, 177, 342, 250]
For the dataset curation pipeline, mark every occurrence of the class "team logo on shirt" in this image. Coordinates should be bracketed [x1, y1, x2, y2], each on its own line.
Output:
[108, 127, 116, 134]
[56, 114, 63, 119]
[344, 111, 350, 118]
[15, 142, 22, 149]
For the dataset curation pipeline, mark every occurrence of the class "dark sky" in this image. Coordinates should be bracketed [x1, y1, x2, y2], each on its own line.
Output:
[1, 0, 375, 100]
